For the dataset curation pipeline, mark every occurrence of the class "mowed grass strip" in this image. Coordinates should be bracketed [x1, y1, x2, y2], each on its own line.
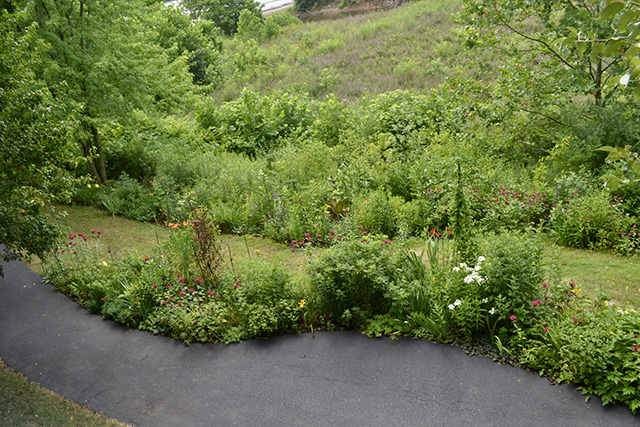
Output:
[0, 359, 127, 427]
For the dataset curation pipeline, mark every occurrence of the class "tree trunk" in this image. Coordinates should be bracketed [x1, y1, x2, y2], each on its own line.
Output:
[593, 59, 603, 107]
[91, 124, 108, 183]
[82, 138, 100, 183]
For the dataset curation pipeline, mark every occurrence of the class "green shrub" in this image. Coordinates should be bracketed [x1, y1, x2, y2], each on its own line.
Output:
[197, 90, 315, 157]
[550, 191, 625, 250]
[516, 300, 640, 414]
[309, 235, 404, 328]
[99, 173, 159, 222]
[353, 190, 404, 237]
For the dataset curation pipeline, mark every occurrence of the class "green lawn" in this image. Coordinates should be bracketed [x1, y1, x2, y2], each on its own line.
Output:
[553, 246, 640, 309]
[35, 204, 640, 310]
[0, 359, 127, 427]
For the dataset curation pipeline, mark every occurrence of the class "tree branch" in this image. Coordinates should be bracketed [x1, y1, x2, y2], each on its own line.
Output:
[517, 106, 571, 128]
[497, 14, 575, 70]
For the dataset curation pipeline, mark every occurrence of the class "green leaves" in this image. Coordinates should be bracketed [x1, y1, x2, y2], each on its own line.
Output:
[0, 10, 81, 271]
[597, 145, 640, 190]
[600, 2, 625, 22]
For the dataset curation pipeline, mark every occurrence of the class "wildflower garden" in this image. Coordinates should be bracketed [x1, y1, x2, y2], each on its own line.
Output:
[2, 0, 640, 416]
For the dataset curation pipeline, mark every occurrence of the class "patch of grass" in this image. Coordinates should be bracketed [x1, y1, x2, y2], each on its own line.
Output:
[36, 206, 639, 310]
[28, 205, 313, 279]
[58, 205, 169, 260]
[553, 245, 640, 309]
[217, 0, 469, 102]
[0, 358, 127, 427]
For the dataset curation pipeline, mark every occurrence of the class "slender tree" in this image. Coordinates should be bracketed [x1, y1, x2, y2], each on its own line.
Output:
[0, 9, 80, 274]
[18, 0, 196, 183]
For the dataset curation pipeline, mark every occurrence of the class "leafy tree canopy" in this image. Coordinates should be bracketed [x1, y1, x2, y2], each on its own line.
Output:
[0, 10, 81, 274]
[457, 0, 640, 106]
[182, 0, 263, 35]
[14, 0, 197, 183]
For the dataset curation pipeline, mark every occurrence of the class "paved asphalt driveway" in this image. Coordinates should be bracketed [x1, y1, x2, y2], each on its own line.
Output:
[0, 258, 638, 426]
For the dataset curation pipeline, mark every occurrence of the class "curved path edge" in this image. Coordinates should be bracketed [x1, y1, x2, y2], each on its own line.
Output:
[0, 258, 637, 426]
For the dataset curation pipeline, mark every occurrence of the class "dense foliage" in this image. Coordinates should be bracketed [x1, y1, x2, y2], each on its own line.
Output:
[0, 10, 80, 273]
[3, 0, 640, 414]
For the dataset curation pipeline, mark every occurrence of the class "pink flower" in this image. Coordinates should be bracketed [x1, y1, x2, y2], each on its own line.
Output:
[152, 284, 157, 289]
[509, 315, 517, 321]
[543, 327, 549, 332]
[179, 291, 185, 296]
[194, 320, 199, 324]
[633, 346, 640, 352]
[572, 317, 579, 323]
[569, 282, 575, 288]
[531, 300, 541, 306]
[542, 282, 548, 288]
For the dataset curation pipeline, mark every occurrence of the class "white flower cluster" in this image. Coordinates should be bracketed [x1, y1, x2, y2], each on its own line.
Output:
[448, 299, 462, 310]
[453, 256, 486, 284]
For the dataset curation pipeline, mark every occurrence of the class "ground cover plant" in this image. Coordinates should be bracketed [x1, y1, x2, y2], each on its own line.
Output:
[4, 0, 640, 417]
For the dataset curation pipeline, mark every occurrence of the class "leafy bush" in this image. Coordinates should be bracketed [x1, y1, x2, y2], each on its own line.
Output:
[309, 235, 404, 328]
[197, 90, 314, 157]
[353, 190, 404, 238]
[477, 232, 545, 330]
[99, 173, 159, 222]
[550, 191, 625, 250]
[516, 296, 640, 414]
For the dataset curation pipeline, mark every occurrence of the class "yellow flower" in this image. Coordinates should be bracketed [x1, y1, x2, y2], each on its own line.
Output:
[87, 184, 92, 188]
[102, 261, 108, 267]
[94, 184, 99, 188]
[571, 289, 582, 295]
[299, 299, 306, 308]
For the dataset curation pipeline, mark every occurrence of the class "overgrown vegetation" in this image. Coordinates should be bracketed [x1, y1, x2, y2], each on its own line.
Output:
[3, 0, 640, 416]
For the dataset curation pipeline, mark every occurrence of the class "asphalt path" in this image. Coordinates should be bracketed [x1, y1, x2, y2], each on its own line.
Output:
[0, 257, 638, 426]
